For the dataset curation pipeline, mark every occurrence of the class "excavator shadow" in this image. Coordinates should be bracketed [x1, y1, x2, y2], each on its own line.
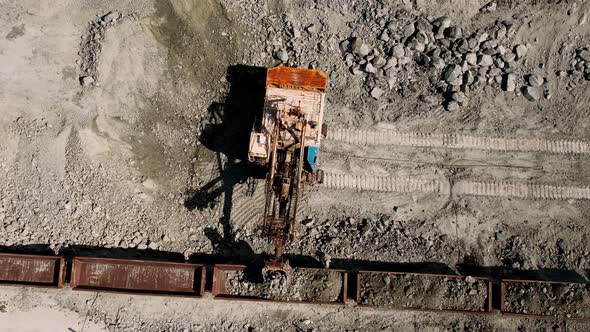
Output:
[0, 244, 186, 263]
[183, 64, 267, 257]
[0, 244, 55, 256]
[190, 234, 266, 290]
[182, 65, 270, 288]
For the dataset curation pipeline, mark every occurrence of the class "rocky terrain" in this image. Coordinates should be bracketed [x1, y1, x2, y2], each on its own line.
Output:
[1, 0, 590, 331]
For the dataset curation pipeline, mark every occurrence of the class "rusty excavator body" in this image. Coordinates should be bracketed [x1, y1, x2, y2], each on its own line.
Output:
[247, 67, 328, 276]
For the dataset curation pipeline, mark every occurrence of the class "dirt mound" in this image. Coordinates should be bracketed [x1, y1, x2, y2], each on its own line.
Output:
[225, 268, 343, 302]
[360, 273, 489, 312]
[504, 281, 590, 318]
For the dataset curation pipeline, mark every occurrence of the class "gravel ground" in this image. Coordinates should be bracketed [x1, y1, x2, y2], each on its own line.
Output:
[2, 0, 590, 330]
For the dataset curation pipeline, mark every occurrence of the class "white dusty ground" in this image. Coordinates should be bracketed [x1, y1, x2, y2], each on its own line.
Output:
[1, 285, 589, 332]
[1, 0, 590, 331]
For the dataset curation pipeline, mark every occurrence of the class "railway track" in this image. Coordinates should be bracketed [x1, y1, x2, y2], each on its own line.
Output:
[1, 253, 588, 320]
[328, 128, 590, 155]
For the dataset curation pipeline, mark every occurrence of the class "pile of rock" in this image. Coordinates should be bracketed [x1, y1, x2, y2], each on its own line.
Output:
[78, 11, 124, 87]
[522, 74, 544, 101]
[572, 47, 590, 81]
[271, 15, 329, 68]
[555, 47, 590, 92]
[340, 14, 533, 110]
[294, 214, 454, 262]
[480, 2, 498, 13]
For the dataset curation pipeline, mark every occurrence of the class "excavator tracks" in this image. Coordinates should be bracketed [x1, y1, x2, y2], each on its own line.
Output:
[329, 128, 590, 155]
[321, 172, 442, 194]
[319, 126, 590, 201]
[455, 180, 590, 200]
[320, 172, 590, 201]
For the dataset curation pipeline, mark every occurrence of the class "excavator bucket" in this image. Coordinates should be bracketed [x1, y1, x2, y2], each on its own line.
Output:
[262, 259, 293, 285]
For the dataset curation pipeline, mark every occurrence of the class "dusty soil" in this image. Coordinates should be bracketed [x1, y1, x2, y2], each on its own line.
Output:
[503, 281, 590, 318]
[224, 268, 342, 302]
[360, 273, 489, 312]
[2, 0, 590, 330]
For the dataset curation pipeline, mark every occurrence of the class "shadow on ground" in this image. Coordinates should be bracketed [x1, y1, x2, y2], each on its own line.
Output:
[184, 64, 267, 265]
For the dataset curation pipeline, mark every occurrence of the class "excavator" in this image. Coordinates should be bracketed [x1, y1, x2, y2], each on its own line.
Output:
[247, 67, 328, 278]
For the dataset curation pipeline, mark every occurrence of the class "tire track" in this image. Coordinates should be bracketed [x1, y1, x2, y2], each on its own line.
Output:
[321, 173, 590, 200]
[328, 128, 590, 155]
[322, 172, 442, 194]
[455, 180, 590, 200]
[231, 185, 265, 225]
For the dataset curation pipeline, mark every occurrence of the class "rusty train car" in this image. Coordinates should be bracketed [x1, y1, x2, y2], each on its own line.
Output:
[2, 252, 589, 321]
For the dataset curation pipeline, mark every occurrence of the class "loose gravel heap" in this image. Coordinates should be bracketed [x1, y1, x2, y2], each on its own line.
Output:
[234, 1, 560, 113]
[561, 46, 590, 91]
[360, 273, 489, 312]
[224, 268, 343, 302]
[289, 213, 457, 263]
[78, 11, 131, 87]
[503, 281, 590, 318]
[338, 12, 537, 109]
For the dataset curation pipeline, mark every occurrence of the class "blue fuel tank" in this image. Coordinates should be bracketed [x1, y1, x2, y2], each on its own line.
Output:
[305, 146, 319, 173]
